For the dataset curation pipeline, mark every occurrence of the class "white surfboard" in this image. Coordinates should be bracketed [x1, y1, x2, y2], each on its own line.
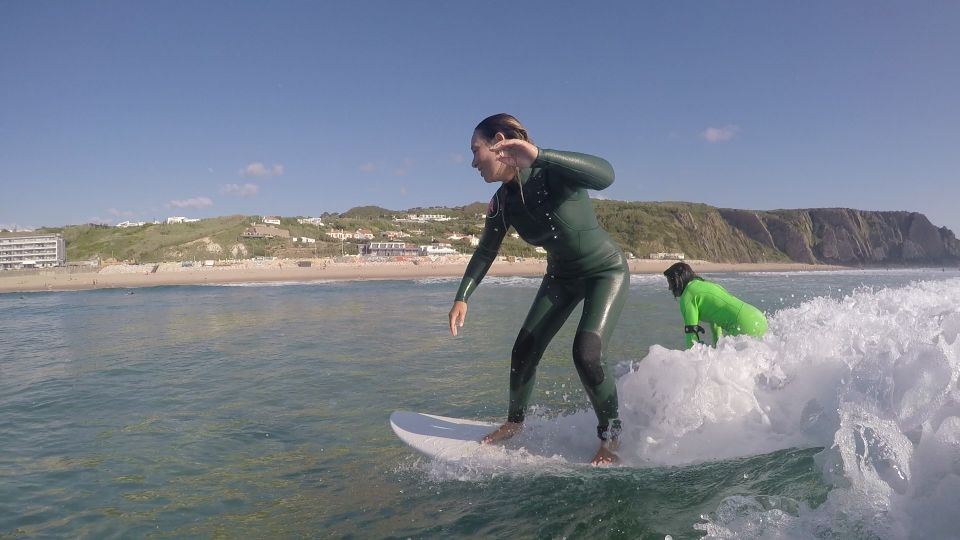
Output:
[389, 411, 499, 461]
[390, 410, 599, 466]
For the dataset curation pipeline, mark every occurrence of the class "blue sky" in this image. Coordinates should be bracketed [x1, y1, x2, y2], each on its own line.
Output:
[2, 1, 958, 234]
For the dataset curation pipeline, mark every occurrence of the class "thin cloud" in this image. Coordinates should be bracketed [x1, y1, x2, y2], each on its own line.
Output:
[108, 208, 136, 218]
[222, 183, 260, 197]
[168, 196, 213, 209]
[240, 162, 285, 178]
[359, 162, 377, 173]
[394, 158, 414, 176]
[450, 153, 465, 164]
[701, 125, 740, 143]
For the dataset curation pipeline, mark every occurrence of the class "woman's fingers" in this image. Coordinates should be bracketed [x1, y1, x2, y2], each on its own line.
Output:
[489, 139, 537, 168]
[449, 302, 467, 336]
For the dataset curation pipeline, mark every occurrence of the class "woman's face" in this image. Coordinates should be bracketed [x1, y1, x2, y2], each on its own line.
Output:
[665, 275, 679, 297]
[470, 130, 512, 183]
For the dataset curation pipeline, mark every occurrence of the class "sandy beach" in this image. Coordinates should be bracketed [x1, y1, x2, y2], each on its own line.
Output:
[0, 257, 848, 294]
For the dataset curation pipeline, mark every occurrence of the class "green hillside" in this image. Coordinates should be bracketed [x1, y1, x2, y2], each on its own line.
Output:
[8, 200, 957, 265]
[595, 201, 791, 262]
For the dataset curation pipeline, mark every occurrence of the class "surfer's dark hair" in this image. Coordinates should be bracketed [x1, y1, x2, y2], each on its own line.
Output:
[475, 113, 532, 203]
[663, 262, 702, 298]
[474, 113, 532, 144]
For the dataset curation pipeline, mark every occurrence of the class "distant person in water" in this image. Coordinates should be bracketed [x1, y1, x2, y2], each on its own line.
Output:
[663, 262, 767, 348]
[448, 113, 629, 465]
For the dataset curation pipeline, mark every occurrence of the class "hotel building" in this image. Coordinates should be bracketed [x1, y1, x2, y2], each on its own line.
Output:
[0, 233, 66, 270]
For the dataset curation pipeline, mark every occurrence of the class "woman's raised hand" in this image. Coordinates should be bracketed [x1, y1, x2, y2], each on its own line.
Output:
[489, 139, 538, 169]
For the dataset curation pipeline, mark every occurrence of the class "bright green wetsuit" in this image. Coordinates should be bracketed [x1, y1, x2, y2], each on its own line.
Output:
[678, 279, 767, 348]
[455, 149, 629, 440]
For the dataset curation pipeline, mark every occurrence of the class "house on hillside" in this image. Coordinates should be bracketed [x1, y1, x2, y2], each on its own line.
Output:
[241, 225, 290, 239]
[263, 216, 281, 225]
[326, 229, 352, 240]
[359, 241, 419, 257]
[167, 216, 200, 224]
[396, 213, 453, 223]
[649, 252, 685, 260]
[419, 243, 458, 256]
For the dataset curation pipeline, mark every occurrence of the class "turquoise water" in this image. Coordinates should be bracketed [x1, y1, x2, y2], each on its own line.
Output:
[2, 268, 959, 538]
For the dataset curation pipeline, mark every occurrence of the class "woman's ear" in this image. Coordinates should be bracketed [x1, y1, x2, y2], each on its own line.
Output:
[494, 132, 507, 142]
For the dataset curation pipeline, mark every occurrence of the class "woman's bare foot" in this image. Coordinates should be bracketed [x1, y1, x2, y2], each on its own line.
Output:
[481, 422, 523, 444]
[591, 444, 618, 466]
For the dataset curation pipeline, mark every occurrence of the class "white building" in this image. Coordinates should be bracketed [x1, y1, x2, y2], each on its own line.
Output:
[326, 229, 352, 240]
[397, 213, 453, 222]
[263, 216, 281, 225]
[167, 216, 200, 224]
[297, 217, 325, 226]
[649, 252, 685, 260]
[116, 221, 146, 228]
[0, 233, 66, 270]
[241, 225, 290, 239]
[448, 233, 479, 246]
[419, 243, 458, 256]
[360, 241, 419, 257]
[293, 237, 317, 244]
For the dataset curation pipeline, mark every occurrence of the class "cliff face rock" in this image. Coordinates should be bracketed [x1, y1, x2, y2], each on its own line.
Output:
[671, 210, 764, 262]
[591, 201, 957, 265]
[718, 210, 817, 263]
[722, 208, 960, 265]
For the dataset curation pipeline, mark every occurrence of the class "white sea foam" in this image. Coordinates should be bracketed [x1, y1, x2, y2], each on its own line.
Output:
[482, 276, 543, 288]
[413, 276, 461, 286]
[438, 273, 666, 290]
[607, 277, 960, 539]
[201, 280, 341, 287]
[629, 273, 665, 286]
[738, 268, 960, 278]
[422, 278, 960, 536]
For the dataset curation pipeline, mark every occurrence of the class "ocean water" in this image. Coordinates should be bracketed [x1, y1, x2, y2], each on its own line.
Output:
[2, 267, 960, 539]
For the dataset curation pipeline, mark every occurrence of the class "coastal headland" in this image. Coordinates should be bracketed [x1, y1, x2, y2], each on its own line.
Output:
[0, 257, 847, 294]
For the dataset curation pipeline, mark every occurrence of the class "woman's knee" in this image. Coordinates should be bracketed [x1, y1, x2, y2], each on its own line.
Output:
[511, 329, 540, 385]
[572, 331, 605, 386]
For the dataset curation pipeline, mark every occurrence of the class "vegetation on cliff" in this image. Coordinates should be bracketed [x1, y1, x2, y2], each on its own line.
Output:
[4, 201, 957, 265]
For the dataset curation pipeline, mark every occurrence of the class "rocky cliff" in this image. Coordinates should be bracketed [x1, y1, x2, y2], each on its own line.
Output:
[718, 208, 960, 265]
[593, 201, 960, 265]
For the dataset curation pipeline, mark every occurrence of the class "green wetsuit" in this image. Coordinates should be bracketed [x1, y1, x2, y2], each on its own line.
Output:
[678, 279, 767, 348]
[455, 149, 629, 438]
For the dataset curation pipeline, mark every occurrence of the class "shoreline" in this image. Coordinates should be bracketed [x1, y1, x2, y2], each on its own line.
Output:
[0, 257, 851, 294]
[0, 258, 850, 294]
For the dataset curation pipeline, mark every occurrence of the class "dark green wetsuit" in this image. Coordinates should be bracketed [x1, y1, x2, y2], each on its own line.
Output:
[678, 279, 767, 348]
[455, 149, 629, 439]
